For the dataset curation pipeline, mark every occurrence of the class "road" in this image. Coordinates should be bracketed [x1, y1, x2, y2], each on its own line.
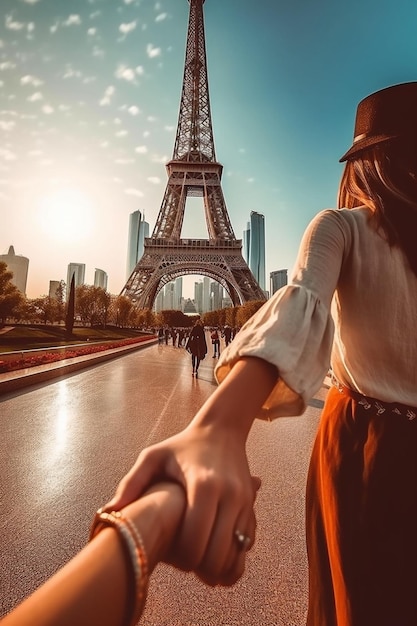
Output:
[0, 339, 327, 625]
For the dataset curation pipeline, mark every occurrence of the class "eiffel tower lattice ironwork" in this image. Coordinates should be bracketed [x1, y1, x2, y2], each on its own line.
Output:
[121, 0, 266, 309]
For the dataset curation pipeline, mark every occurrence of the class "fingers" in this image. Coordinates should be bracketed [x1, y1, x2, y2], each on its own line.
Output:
[188, 477, 259, 586]
[105, 445, 183, 512]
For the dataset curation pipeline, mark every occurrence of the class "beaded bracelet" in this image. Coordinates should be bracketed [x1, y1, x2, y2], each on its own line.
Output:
[89, 508, 149, 626]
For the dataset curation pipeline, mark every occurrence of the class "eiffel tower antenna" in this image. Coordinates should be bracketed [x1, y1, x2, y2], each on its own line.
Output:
[122, 0, 266, 308]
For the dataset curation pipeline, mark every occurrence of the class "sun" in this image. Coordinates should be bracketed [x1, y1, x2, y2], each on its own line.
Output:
[38, 188, 94, 242]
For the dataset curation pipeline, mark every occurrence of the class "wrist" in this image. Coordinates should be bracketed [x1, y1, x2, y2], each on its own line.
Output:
[193, 357, 277, 440]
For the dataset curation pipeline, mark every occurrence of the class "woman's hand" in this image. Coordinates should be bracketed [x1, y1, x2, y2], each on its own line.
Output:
[106, 357, 277, 586]
[106, 422, 259, 586]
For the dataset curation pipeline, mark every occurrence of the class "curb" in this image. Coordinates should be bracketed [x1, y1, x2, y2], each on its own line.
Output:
[0, 338, 157, 396]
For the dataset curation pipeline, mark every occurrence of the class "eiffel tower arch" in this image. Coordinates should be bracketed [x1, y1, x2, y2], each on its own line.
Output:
[121, 0, 266, 309]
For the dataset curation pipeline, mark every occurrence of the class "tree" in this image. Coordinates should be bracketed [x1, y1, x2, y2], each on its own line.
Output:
[65, 274, 75, 334]
[110, 295, 133, 328]
[54, 279, 66, 324]
[0, 262, 24, 325]
[236, 300, 265, 327]
[31, 296, 60, 324]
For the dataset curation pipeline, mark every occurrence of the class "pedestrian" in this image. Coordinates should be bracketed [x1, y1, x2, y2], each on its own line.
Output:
[185, 318, 207, 377]
[223, 324, 232, 346]
[210, 327, 220, 357]
[164, 327, 170, 345]
[107, 82, 417, 626]
[157, 327, 164, 344]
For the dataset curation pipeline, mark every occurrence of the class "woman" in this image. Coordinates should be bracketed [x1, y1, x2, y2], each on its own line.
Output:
[107, 82, 417, 625]
[185, 318, 207, 377]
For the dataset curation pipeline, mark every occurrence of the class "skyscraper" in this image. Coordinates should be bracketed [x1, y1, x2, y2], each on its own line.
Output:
[0, 245, 29, 294]
[270, 269, 288, 295]
[126, 210, 149, 280]
[243, 211, 266, 291]
[94, 268, 108, 290]
[67, 263, 85, 296]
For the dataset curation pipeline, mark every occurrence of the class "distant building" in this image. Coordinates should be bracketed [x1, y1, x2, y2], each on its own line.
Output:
[67, 262, 85, 297]
[270, 269, 288, 295]
[126, 210, 150, 279]
[49, 280, 60, 299]
[194, 280, 203, 314]
[94, 268, 108, 290]
[243, 211, 266, 291]
[183, 298, 197, 315]
[210, 281, 223, 311]
[0, 245, 29, 294]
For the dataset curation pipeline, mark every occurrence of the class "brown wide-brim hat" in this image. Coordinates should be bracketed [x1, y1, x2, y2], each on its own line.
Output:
[339, 81, 417, 162]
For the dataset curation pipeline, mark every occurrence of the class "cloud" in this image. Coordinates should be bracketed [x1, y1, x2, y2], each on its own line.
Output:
[134, 145, 148, 154]
[119, 21, 137, 35]
[0, 121, 16, 131]
[115, 65, 136, 82]
[151, 153, 167, 164]
[155, 13, 168, 22]
[42, 104, 54, 114]
[63, 15, 82, 27]
[128, 105, 140, 115]
[87, 27, 97, 36]
[21, 75, 43, 87]
[99, 85, 115, 106]
[0, 148, 17, 161]
[21, 0, 42, 4]
[125, 188, 144, 197]
[115, 129, 128, 137]
[147, 176, 161, 184]
[0, 61, 16, 71]
[27, 91, 43, 102]
[115, 158, 135, 164]
[5, 15, 26, 31]
[92, 46, 105, 58]
[146, 44, 161, 58]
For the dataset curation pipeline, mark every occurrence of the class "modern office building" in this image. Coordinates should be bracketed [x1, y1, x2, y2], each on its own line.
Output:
[243, 211, 266, 291]
[67, 263, 85, 296]
[0, 245, 29, 294]
[194, 280, 203, 314]
[210, 281, 223, 311]
[94, 268, 108, 290]
[126, 210, 150, 279]
[48, 280, 60, 299]
[270, 269, 288, 295]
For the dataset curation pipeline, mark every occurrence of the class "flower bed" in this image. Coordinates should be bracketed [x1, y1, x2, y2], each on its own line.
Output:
[0, 336, 155, 374]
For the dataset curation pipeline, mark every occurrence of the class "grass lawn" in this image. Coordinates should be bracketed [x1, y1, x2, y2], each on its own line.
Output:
[0, 324, 149, 354]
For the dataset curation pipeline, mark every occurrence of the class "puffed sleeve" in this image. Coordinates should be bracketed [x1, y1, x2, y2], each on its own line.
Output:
[215, 209, 349, 420]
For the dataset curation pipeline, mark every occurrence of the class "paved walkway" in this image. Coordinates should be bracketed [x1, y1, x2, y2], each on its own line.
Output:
[1, 338, 328, 625]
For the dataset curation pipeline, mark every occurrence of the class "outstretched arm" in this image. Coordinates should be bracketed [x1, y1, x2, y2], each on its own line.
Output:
[107, 356, 278, 585]
[2, 483, 185, 626]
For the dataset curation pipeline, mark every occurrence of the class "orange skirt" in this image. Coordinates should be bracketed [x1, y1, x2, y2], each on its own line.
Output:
[305, 385, 417, 626]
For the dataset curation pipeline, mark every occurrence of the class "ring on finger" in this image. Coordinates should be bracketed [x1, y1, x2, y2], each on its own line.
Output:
[234, 529, 251, 551]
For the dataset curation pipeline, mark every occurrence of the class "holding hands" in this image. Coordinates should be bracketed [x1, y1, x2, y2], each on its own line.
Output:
[107, 356, 278, 586]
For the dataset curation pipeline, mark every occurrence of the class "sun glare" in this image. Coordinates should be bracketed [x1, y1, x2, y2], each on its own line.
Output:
[38, 188, 94, 242]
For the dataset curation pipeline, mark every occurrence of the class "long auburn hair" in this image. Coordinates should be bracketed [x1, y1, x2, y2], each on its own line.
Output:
[337, 139, 417, 276]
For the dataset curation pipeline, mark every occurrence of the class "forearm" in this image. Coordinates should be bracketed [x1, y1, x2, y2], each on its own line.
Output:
[193, 356, 278, 441]
[2, 486, 184, 626]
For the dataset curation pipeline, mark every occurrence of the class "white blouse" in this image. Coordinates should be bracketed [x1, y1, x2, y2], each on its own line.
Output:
[215, 207, 417, 420]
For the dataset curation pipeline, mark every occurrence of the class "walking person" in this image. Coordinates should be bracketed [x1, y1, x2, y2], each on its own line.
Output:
[223, 324, 232, 347]
[210, 327, 220, 357]
[185, 318, 207, 377]
[107, 82, 417, 626]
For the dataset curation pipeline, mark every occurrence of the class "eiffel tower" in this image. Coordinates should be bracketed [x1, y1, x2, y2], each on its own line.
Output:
[121, 0, 266, 309]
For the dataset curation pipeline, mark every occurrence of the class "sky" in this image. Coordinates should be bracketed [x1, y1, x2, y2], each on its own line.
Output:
[1, 0, 417, 300]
